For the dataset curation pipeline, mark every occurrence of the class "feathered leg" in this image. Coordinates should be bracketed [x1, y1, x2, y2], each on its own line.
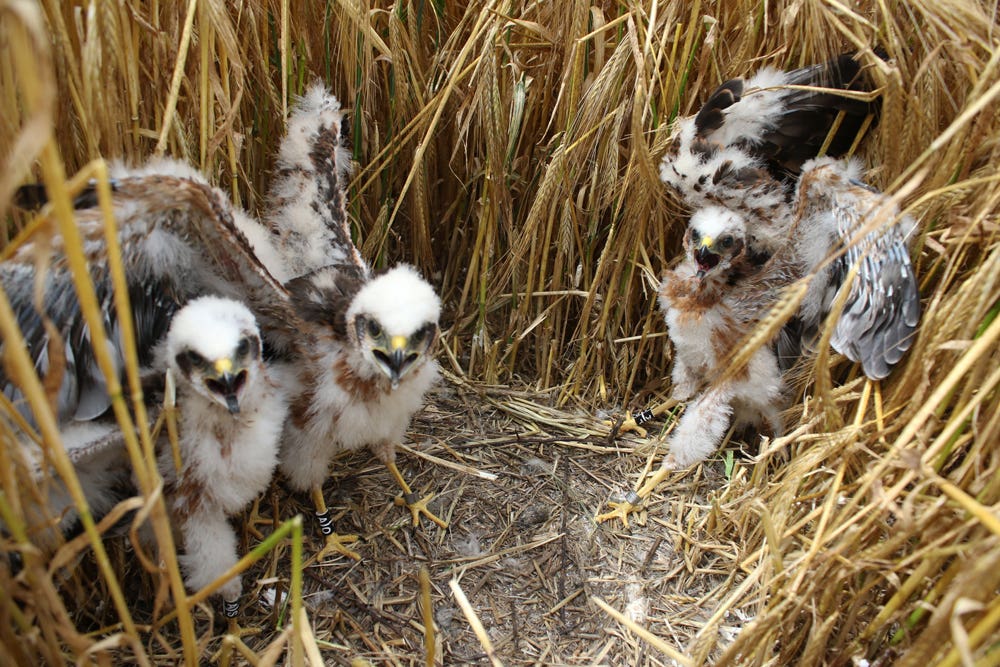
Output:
[178, 505, 242, 612]
[667, 386, 735, 467]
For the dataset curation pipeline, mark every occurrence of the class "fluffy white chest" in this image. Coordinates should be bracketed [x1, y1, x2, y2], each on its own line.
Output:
[279, 343, 439, 492]
[171, 381, 285, 515]
[666, 305, 729, 374]
[660, 271, 734, 380]
[305, 354, 437, 450]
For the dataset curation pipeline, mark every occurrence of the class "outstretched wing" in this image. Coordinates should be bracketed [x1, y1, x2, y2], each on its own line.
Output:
[1, 259, 178, 422]
[263, 83, 367, 282]
[13, 178, 118, 212]
[660, 51, 881, 252]
[756, 54, 880, 176]
[697, 52, 880, 178]
[792, 158, 920, 379]
[1, 160, 301, 425]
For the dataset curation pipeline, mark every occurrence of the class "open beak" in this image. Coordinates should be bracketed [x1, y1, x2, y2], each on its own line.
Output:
[694, 236, 720, 278]
[206, 357, 246, 414]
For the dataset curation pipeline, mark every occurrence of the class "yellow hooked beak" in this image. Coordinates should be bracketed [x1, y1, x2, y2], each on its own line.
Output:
[208, 357, 244, 414]
[371, 335, 422, 389]
[694, 235, 720, 279]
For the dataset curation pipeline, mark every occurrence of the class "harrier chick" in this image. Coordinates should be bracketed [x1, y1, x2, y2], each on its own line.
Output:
[599, 52, 919, 526]
[263, 84, 444, 561]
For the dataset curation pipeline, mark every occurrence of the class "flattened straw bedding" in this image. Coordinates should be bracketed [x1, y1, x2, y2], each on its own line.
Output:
[0, 1, 997, 664]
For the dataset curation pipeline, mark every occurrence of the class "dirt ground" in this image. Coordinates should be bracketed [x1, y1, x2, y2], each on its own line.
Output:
[53, 375, 760, 665]
[219, 376, 757, 666]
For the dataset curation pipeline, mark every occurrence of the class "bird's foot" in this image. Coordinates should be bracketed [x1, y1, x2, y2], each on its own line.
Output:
[596, 454, 679, 527]
[210, 601, 260, 664]
[595, 491, 646, 527]
[313, 532, 362, 562]
[603, 407, 656, 438]
[384, 458, 448, 529]
[225, 621, 260, 641]
[223, 603, 260, 638]
[309, 488, 361, 561]
[244, 497, 272, 541]
[312, 512, 361, 562]
[394, 491, 448, 529]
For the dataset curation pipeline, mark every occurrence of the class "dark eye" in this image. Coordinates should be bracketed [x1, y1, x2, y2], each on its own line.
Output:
[185, 349, 206, 366]
[235, 337, 250, 357]
[176, 348, 205, 373]
[367, 319, 382, 338]
[689, 229, 700, 245]
[414, 323, 436, 344]
[720, 235, 734, 248]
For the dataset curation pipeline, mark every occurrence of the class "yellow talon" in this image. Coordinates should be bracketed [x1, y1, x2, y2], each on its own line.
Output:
[597, 456, 679, 528]
[386, 459, 448, 529]
[313, 531, 362, 562]
[603, 401, 680, 439]
[245, 496, 272, 541]
[595, 492, 646, 528]
[394, 491, 448, 529]
[310, 484, 362, 561]
[603, 413, 649, 438]
[211, 603, 261, 664]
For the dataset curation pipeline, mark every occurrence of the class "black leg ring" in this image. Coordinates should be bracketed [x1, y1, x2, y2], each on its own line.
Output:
[632, 408, 654, 426]
[223, 599, 240, 618]
[315, 509, 334, 536]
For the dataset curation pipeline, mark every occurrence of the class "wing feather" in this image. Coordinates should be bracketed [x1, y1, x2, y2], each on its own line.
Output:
[793, 158, 920, 379]
[1, 163, 301, 426]
[660, 51, 881, 238]
[263, 82, 366, 281]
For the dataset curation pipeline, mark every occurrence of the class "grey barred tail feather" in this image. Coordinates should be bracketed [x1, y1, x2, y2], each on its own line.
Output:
[792, 157, 920, 381]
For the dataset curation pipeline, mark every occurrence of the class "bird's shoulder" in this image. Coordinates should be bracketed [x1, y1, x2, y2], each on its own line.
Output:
[285, 263, 369, 338]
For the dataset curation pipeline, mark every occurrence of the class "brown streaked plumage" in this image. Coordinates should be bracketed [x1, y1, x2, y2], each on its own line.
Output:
[259, 84, 446, 560]
[599, 52, 919, 527]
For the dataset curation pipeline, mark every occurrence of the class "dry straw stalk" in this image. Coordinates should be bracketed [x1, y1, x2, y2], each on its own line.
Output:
[0, 0, 997, 664]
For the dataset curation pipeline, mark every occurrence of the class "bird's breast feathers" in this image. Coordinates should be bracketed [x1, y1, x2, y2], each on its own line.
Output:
[290, 347, 438, 452]
[658, 262, 727, 316]
[660, 269, 756, 380]
[177, 381, 286, 513]
[337, 359, 438, 451]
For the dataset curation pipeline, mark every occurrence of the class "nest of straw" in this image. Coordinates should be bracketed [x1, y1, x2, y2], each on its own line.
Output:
[1, 1, 998, 665]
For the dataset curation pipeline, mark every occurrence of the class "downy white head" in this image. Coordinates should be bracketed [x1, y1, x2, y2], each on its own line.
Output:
[345, 265, 440, 389]
[163, 296, 263, 414]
